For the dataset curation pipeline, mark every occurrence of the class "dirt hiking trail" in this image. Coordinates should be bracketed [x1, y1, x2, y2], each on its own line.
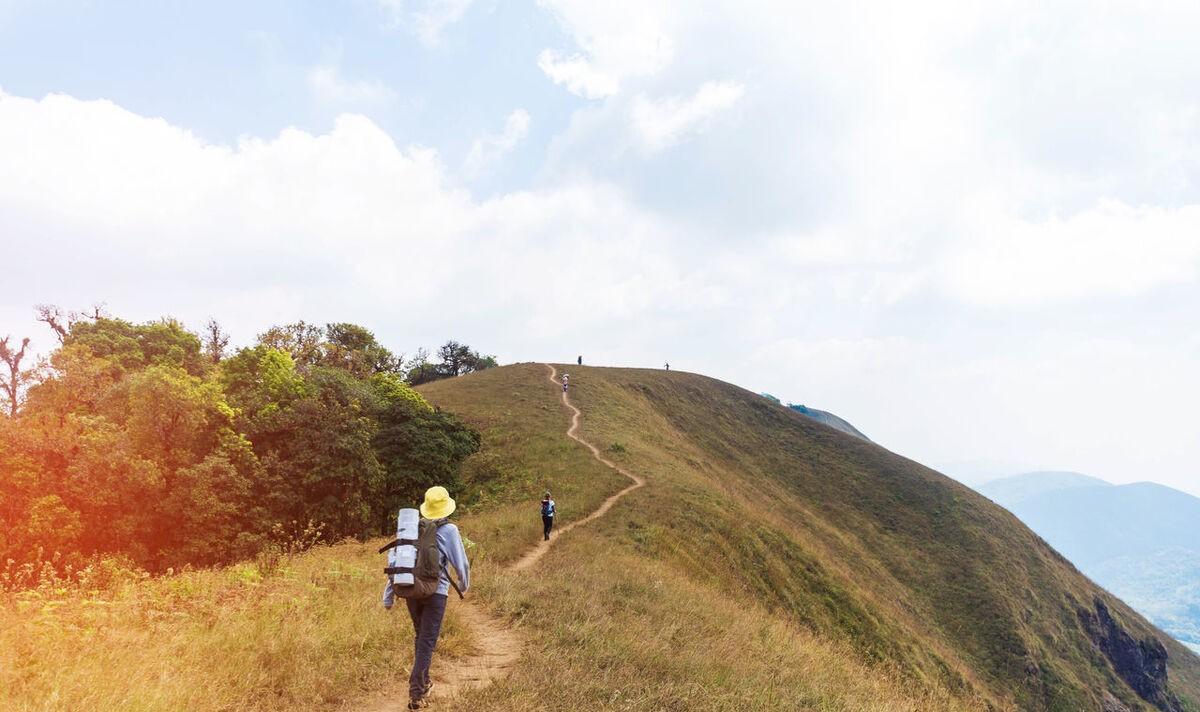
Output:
[510, 365, 645, 572]
[352, 363, 644, 710]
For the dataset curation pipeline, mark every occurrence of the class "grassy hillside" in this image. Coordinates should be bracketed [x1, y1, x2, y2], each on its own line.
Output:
[5, 362, 1198, 711]
[430, 364, 1200, 711]
[419, 363, 960, 710]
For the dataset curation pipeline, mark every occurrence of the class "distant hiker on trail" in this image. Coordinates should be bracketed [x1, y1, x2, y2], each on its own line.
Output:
[664, 362, 670, 371]
[380, 486, 471, 710]
[577, 355, 582, 365]
[541, 491, 556, 540]
[562, 373, 569, 392]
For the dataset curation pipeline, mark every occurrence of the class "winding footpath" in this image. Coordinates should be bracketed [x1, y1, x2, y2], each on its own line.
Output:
[511, 365, 645, 572]
[355, 363, 644, 710]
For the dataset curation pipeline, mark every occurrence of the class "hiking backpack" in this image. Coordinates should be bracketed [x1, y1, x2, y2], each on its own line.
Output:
[379, 514, 462, 600]
[541, 499, 555, 517]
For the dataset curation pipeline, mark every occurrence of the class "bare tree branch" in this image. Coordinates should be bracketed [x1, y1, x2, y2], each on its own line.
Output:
[203, 318, 230, 364]
[0, 335, 31, 417]
[34, 304, 69, 343]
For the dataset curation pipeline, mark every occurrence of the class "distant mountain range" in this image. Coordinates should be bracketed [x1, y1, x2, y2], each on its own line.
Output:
[978, 471, 1200, 652]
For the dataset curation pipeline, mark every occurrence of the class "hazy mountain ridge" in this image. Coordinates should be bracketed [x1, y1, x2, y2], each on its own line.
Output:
[978, 470, 1112, 506]
[786, 403, 871, 441]
[758, 393, 871, 441]
[979, 472, 1200, 655]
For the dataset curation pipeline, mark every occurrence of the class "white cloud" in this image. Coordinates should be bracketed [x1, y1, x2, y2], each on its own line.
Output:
[942, 201, 1200, 307]
[629, 81, 744, 152]
[0, 90, 689, 351]
[464, 109, 531, 176]
[412, 0, 474, 46]
[536, 0, 673, 97]
[308, 63, 395, 105]
[536, 50, 620, 100]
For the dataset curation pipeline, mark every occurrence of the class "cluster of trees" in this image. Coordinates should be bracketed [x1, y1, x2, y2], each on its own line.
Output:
[406, 341, 499, 385]
[0, 309, 495, 579]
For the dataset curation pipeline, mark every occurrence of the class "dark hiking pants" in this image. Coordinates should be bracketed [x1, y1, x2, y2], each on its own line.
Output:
[405, 593, 448, 701]
[543, 515, 554, 540]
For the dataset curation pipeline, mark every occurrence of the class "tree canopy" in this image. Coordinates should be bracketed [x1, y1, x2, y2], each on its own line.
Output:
[406, 340, 498, 385]
[0, 312, 486, 584]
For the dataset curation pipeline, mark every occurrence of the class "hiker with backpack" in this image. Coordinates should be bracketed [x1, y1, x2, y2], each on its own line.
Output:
[380, 486, 470, 710]
[562, 373, 569, 392]
[541, 491, 556, 540]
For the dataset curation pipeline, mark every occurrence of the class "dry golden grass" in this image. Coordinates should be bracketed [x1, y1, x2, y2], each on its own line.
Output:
[451, 537, 972, 712]
[0, 543, 469, 712]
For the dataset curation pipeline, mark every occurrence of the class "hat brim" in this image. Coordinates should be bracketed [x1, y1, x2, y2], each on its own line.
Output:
[420, 498, 456, 519]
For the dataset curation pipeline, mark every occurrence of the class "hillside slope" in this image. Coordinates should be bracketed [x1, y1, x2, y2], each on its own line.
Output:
[423, 365, 1200, 712]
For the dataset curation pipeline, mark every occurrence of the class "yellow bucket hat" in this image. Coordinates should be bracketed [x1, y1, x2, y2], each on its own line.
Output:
[420, 486, 456, 519]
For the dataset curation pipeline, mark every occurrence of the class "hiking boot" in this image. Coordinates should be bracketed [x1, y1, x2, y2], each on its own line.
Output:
[407, 699, 426, 711]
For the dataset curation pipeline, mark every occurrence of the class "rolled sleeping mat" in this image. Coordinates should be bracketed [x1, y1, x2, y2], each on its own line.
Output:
[389, 545, 416, 585]
[390, 508, 421, 586]
[397, 507, 419, 540]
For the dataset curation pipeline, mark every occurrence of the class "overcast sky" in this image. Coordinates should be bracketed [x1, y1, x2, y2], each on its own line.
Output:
[2, 1, 1199, 496]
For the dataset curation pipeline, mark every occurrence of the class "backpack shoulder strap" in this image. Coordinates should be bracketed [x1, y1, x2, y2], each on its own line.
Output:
[441, 561, 465, 599]
[377, 536, 418, 554]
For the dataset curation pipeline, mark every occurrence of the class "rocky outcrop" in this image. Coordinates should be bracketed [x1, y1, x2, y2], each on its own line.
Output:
[1079, 597, 1181, 712]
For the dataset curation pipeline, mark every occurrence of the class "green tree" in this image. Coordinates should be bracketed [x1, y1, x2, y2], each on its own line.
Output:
[2, 311, 482, 582]
[256, 321, 324, 369]
[219, 346, 307, 417]
[371, 391, 480, 532]
[247, 368, 385, 539]
[65, 317, 207, 377]
[407, 340, 498, 385]
[323, 322, 402, 376]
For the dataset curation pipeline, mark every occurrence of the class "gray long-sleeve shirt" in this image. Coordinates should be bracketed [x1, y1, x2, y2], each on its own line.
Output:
[382, 521, 470, 609]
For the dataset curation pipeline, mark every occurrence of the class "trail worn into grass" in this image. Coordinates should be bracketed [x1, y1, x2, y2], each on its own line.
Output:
[353, 363, 644, 710]
[509, 364, 645, 572]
